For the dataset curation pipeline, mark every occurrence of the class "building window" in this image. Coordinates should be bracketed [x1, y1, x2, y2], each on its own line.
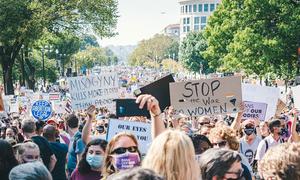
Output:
[210, 4, 215, 11]
[204, 4, 209, 12]
[185, 5, 188, 13]
[200, 16, 207, 30]
[183, 17, 190, 33]
[194, 17, 200, 31]
[198, 4, 202, 12]
[193, 4, 197, 12]
[188, 5, 192, 13]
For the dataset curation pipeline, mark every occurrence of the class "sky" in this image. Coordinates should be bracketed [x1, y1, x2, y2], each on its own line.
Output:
[99, 0, 180, 47]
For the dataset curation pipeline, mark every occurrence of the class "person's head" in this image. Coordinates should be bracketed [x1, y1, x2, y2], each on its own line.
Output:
[198, 116, 211, 126]
[21, 119, 36, 134]
[143, 130, 200, 180]
[107, 167, 164, 180]
[9, 161, 52, 180]
[190, 134, 213, 155]
[199, 148, 243, 180]
[0, 140, 19, 173]
[35, 120, 45, 136]
[102, 132, 141, 177]
[199, 124, 212, 136]
[209, 125, 239, 151]
[268, 119, 281, 135]
[6, 127, 17, 139]
[66, 114, 79, 129]
[259, 121, 269, 137]
[42, 125, 57, 142]
[12, 119, 21, 130]
[258, 143, 300, 180]
[47, 119, 58, 128]
[15, 142, 40, 164]
[242, 119, 256, 138]
[78, 139, 107, 174]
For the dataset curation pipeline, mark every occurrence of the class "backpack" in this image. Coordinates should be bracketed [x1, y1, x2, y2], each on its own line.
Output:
[72, 132, 82, 152]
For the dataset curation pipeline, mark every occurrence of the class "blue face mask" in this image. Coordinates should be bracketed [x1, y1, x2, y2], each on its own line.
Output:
[86, 154, 104, 169]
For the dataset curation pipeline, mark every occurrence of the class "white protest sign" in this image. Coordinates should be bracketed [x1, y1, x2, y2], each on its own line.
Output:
[242, 101, 268, 121]
[53, 101, 66, 114]
[292, 85, 300, 109]
[68, 73, 118, 110]
[106, 119, 152, 155]
[242, 84, 280, 121]
[170, 76, 242, 117]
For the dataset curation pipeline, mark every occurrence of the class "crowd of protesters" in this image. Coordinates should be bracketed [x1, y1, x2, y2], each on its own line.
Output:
[0, 69, 300, 180]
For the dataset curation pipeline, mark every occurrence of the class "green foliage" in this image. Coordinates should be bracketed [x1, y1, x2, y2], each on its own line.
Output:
[129, 34, 179, 66]
[179, 31, 214, 74]
[204, 0, 300, 79]
[74, 46, 110, 68]
[161, 59, 185, 73]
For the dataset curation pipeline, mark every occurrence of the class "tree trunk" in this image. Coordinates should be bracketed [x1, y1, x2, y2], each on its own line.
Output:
[1, 61, 14, 95]
[24, 49, 35, 90]
[19, 48, 26, 86]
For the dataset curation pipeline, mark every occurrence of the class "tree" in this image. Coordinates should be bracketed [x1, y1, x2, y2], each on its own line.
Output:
[179, 31, 214, 74]
[0, 0, 118, 94]
[129, 34, 179, 66]
[73, 46, 110, 70]
[161, 59, 185, 73]
[204, 0, 300, 80]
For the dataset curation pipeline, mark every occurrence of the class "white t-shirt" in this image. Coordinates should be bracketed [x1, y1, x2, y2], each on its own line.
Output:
[239, 136, 262, 165]
[255, 135, 284, 161]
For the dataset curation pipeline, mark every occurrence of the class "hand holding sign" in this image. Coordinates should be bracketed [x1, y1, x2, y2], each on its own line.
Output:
[136, 94, 161, 117]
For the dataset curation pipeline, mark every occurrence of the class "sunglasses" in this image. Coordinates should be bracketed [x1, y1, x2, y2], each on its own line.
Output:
[212, 141, 227, 147]
[199, 122, 210, 126]
[111, 146, 138, 155]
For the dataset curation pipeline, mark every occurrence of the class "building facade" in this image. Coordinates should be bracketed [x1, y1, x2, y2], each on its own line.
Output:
[179, 0, 221, 40]
[163, 24, 180, 38]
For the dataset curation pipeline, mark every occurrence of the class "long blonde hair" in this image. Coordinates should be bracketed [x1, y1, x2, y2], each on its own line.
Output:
[143, 130, 200, 180]
[102, 132, 140, 178]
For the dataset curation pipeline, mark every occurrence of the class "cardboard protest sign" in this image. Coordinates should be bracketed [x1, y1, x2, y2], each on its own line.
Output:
[242, 84, 280, 121]
[106, 119, 151, 155]
[31, 100, 52, 121]
[292, 85, 300, 109]
[275, 99, 287, 117]
[67, 73, 118, 110]
[170, 76, 242, 117]
[242, 101, 267, 121]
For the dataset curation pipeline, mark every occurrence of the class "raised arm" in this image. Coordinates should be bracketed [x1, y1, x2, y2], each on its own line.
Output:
[231, 102, 245, 131]
[290, 108, 300, 142]
[82, 105, 96, 145]
[136, 94, 166, 139]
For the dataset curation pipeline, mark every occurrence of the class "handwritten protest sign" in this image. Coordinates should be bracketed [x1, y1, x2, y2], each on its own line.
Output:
[170, 76, 242, 117]
[242, 101, 267, 121]
[242, 84, 280, 121]
[292, 85, 300, 109]
[67, 73, 118, 110]
[31, 100, 52, 121]
[106, 119, 152, 155]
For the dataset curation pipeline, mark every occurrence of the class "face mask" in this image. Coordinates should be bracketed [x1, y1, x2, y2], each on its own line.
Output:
[86, 154, 103, 169]
[279, 128, 288, 136]
[244, 127, 255, 136]
[113, 152, 140, 171]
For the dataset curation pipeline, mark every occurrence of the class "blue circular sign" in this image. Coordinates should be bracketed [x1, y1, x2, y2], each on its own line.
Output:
[31, 100, 52, 121]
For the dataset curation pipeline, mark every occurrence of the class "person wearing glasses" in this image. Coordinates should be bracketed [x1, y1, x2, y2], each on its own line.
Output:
[199, 148, 244, 180]
[101, 132, 141, 179]
[209, 125, 252, 180]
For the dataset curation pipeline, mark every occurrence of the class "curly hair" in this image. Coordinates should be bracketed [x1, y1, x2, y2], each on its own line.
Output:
[209, 125, 239, 151]
[258, 143, 300, 180]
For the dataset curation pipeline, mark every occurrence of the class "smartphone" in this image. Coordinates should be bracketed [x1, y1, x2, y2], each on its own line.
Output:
[115, 99, 150, 118]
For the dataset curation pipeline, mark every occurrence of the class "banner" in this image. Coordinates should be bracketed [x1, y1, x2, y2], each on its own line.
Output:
[242, 84, 280, 121]
[242, 101, 267, 121]
[292, 85, 300, 109]
[67, 73, 118, 110]
[49, 93, 60, 101]
[106, 119, 152, 155]
[169, 76, 242, 117]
